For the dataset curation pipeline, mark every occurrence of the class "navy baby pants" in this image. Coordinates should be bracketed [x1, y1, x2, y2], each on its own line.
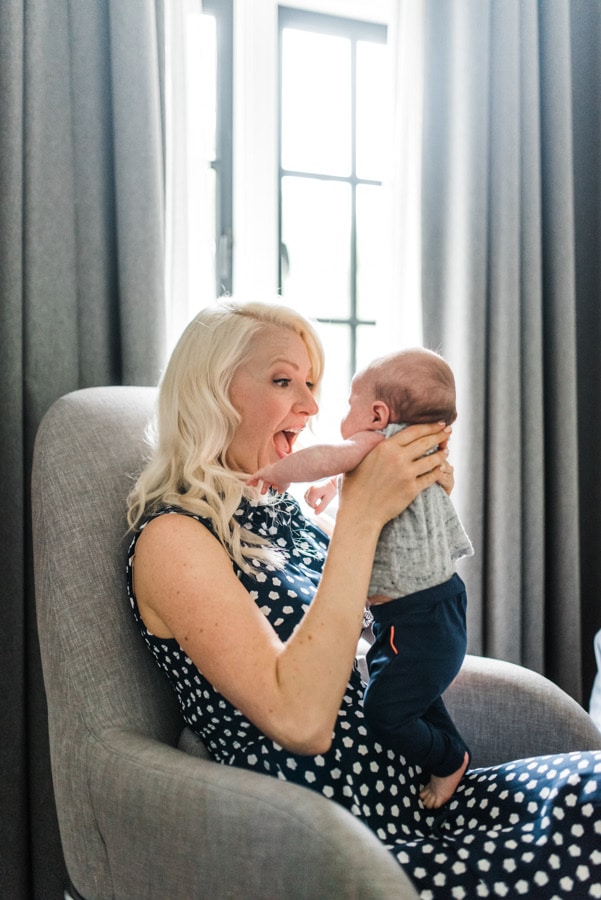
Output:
[363, 573, 469, 777]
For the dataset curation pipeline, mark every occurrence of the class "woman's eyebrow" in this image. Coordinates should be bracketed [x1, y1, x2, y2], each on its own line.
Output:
[268, 357, 300, 369]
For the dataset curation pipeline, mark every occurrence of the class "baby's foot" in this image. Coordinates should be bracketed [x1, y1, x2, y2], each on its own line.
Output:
[420, 751, 469, 810]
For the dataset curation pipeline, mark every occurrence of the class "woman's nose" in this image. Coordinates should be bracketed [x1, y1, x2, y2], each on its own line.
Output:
[295, 385, 319, 416]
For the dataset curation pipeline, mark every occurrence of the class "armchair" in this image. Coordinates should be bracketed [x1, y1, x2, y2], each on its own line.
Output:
[32, 387, 601, 899]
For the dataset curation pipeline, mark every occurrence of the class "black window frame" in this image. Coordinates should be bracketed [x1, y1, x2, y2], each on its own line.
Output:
[277, 6, 387, 379]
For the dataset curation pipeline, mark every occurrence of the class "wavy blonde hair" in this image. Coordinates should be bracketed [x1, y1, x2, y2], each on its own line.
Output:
[127, 299, 324, 573]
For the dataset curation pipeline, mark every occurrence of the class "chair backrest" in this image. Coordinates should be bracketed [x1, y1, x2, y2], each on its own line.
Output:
[33, 386, 182, 738]
[32, 387, 184, 858]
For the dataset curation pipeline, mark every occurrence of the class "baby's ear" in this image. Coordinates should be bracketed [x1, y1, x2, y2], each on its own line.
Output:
[372, 401, 390, 427]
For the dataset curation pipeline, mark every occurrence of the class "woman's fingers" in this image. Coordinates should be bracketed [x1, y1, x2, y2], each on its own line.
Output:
[338, 421, 455, 529]
[436, 461, 455, 496]
[387, 421, 452, 461]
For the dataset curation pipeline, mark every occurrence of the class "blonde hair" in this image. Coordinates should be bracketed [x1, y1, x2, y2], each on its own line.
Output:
[127, 299, 324, 573]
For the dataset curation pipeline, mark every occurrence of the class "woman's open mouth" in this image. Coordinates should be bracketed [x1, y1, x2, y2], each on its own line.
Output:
[274, 429, 301, 459]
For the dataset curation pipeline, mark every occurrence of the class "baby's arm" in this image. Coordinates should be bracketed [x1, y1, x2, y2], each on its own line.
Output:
[249, 431, 385, 494]
[304, 477, 338, 514]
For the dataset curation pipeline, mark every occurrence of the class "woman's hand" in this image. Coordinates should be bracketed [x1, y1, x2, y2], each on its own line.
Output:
[337, 422, 451, 529]
[437, 460, 455, 496]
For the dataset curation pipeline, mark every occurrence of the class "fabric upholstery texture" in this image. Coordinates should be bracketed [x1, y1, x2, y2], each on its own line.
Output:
[32, 387, 601, 899]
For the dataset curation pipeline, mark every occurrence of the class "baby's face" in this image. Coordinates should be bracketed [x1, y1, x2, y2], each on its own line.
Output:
[340, 371, 377, 439]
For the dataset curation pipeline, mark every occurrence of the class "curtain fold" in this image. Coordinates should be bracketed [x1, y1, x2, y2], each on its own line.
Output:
[417, 0, 601, 703]
[0, 1, 166, 895]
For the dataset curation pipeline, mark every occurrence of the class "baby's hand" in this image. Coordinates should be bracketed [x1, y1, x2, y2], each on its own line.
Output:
[304, 478, 338, 513]
[248, 467, 291, 495]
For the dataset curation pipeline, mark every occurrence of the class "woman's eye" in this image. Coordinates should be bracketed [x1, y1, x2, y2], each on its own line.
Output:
[273, 378, 291, 387]
[306, 382, 315, 391]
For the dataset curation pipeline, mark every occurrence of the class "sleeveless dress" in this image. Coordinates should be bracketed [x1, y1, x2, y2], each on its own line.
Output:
[127, 495, 601, 898]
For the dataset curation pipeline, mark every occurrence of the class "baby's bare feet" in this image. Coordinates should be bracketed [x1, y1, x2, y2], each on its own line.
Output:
[420, 751, 469, 810]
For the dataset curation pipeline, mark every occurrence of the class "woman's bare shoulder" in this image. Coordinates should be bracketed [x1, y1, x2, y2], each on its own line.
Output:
[132, 510, 236, 637]
[136, 508, 213, 544]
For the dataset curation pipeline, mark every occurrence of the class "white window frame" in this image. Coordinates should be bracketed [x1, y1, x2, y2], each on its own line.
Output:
[233, 0, 393, 301]
[164, 0, 423, 381]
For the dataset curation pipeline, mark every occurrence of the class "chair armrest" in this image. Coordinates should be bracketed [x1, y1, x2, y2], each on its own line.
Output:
[85, 728, 417, 900]
[444, 654, 601, 768]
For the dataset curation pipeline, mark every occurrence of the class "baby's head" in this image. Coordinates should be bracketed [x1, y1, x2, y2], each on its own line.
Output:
[341, 348, 456, 438]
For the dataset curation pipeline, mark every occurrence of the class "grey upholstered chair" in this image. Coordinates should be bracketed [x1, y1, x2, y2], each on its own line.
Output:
[32, 387, 601, 900]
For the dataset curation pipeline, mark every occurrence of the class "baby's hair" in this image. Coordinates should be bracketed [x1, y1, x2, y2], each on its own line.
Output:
[366, 348, 457, 425]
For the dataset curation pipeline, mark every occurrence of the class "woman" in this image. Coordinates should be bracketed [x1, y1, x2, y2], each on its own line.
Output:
[127, 299, 601, 897]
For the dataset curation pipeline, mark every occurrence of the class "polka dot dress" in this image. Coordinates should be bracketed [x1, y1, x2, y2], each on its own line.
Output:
[127, 496, 601, 898]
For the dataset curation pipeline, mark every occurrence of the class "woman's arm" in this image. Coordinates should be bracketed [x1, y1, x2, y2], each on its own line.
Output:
[133, 422, 450, 755]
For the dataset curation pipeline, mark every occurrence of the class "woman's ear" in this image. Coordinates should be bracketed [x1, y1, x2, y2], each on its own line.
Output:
[371, 401, 390, 428]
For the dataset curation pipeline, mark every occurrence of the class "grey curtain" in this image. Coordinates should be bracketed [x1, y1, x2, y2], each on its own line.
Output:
[419, 0, 601, 705]
[0, 1, 166, 896]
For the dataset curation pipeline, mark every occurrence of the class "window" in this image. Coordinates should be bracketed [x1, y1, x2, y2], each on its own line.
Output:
[279, 8, 387, 378]
[166, 1, 410, 437]
[203, 0, 234, 299]
[278, 7, 389, 435]
[164, 0, 233, 351]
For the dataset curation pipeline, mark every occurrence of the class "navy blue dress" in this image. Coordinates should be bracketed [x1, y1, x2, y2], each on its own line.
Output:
[127, 495, 601, 898]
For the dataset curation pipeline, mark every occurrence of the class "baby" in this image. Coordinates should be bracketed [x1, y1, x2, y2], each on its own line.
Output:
[249, 348, 473, 808]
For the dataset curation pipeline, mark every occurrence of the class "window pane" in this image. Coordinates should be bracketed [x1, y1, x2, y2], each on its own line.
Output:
[356, 39, 387, 181]
[356, 183, 386, 321]
[281, 28, 351, 176]
[313, 322, 352, 443]
[281, 176, 351, 320]
[356, 323, 382, 374]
